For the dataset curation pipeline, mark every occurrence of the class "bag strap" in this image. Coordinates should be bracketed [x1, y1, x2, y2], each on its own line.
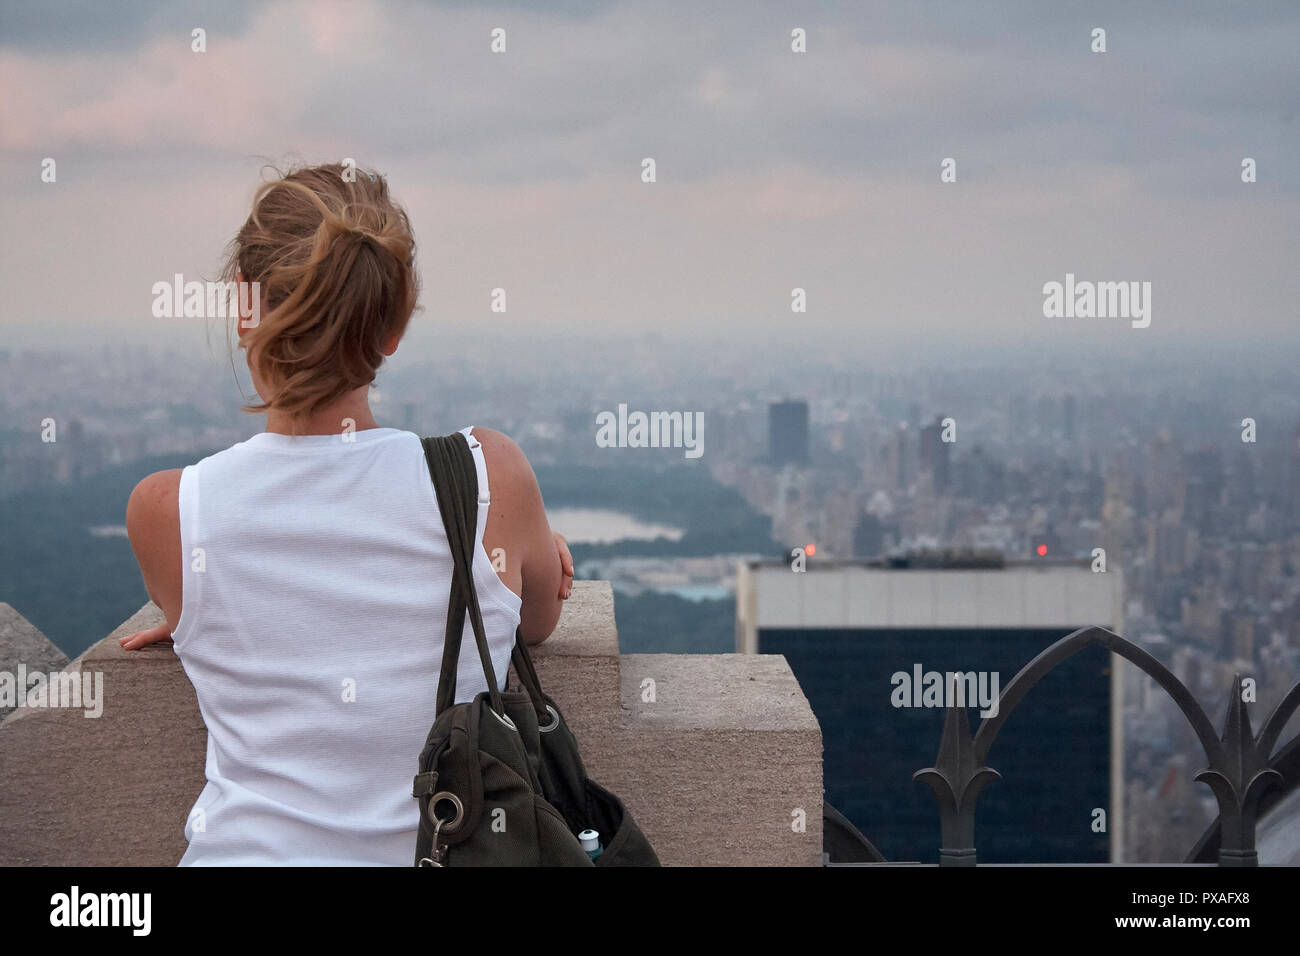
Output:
[421, 433, 505, 717]
[510, 637, 549, 722]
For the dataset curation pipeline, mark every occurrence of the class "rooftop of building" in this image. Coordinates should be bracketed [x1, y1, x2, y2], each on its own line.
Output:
[744, 548, 1093, 571]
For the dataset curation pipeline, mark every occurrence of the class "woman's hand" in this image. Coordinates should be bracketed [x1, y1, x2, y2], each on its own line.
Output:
[119, 622, 174, 650]
[554, 531, 573, 600]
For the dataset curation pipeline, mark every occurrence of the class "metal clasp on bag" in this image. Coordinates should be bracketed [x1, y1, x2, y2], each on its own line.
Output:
[417, 819, 447, 866]
[537, 704, 561, 733]
[418, 791, 465, 867]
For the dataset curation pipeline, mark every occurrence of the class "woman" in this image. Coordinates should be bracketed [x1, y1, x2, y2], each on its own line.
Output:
[122, 162, 573, 865]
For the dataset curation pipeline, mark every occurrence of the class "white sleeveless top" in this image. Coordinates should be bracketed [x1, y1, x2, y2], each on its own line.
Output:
[170, 425, 522, 865]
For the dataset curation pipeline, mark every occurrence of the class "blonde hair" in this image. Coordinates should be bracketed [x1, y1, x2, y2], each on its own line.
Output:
[222, 162, 419, 424]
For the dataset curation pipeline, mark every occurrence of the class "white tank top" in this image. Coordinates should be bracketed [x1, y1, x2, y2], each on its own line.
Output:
[171, 425, 522, 865]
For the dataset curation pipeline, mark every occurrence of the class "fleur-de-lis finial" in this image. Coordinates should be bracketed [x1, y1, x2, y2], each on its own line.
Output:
[914, 704, 1001, 867]
[1194, 674, 1284, 867]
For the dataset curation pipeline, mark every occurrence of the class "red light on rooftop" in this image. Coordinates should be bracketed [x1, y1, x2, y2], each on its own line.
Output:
[1036, 544, 1048, 556]
[805, 543, 817, 556]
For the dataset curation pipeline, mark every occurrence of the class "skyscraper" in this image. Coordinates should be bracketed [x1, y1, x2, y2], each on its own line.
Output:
[919, 416, 951, 493]
[768, 399, 810, 465]
[736, 555, 1125, 863]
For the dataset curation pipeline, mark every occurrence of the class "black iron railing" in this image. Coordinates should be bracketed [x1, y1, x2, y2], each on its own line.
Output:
[903, 626, 1300, 867]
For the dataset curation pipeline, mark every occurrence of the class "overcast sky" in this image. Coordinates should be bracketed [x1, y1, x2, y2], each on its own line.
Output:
[1, 0, 1297, 361]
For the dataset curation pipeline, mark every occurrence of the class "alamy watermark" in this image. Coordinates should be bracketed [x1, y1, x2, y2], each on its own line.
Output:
[595, 404, 703, 459]
[151, 273, 260, 327]
[1042, 273, 1150, 329]
[891, 664, 1000, 718]
[0, 666, 104, 718]
[50, 886, 150, 936]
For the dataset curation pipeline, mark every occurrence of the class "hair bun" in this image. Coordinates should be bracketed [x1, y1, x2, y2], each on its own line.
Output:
[222, 161, 420, 424]
[345, 226, 378, 249]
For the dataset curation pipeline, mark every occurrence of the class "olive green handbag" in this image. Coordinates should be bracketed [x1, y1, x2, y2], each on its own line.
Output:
[413, 432, 660, 867]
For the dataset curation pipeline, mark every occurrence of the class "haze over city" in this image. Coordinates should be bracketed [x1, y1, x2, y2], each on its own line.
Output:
[2, 0, 1298, 358]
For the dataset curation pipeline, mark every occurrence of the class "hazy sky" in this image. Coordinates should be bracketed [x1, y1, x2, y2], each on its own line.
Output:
[1, 0, 1297, 360]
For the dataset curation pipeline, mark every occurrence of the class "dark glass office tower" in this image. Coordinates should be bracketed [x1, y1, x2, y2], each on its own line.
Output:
[736, 558, 1124, 862]
[761, 624, 1111, 863]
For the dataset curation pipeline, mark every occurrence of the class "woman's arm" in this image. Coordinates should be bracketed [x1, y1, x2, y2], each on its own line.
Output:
[122, 469, 183, 649]
[475, 428, 571, 645]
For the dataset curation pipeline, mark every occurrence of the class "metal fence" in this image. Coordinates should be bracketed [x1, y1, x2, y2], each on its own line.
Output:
[825, 626, 1300, 867]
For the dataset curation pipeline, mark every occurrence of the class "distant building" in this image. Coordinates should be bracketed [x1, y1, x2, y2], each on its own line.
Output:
[1290, 424, 1300, 522]
[919, 417, 951, 493]
[883, 422, 910, 491]
[768, 400, 809, 465]
[736, 555, 1126, 863]
[852, 512, 889, 559]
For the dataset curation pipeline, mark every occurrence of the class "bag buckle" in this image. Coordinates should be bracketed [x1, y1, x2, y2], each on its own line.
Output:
[417, 791, 465, 867]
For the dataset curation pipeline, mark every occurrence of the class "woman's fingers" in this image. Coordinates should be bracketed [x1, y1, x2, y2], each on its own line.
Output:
[119, 623, 174, 650]
[554, 531, 574, 599]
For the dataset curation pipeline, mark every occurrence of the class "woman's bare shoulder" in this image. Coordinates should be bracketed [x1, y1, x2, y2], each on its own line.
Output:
[126, 469, 183, 532]
[125, 469, 184, 626]
[470, 428, 536, 496]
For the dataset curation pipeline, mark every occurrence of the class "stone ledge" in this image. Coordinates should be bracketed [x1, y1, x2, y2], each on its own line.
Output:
[0, 602, 70, 723]
[619, 654, 822, 731]
[0, 581, 822, 866]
